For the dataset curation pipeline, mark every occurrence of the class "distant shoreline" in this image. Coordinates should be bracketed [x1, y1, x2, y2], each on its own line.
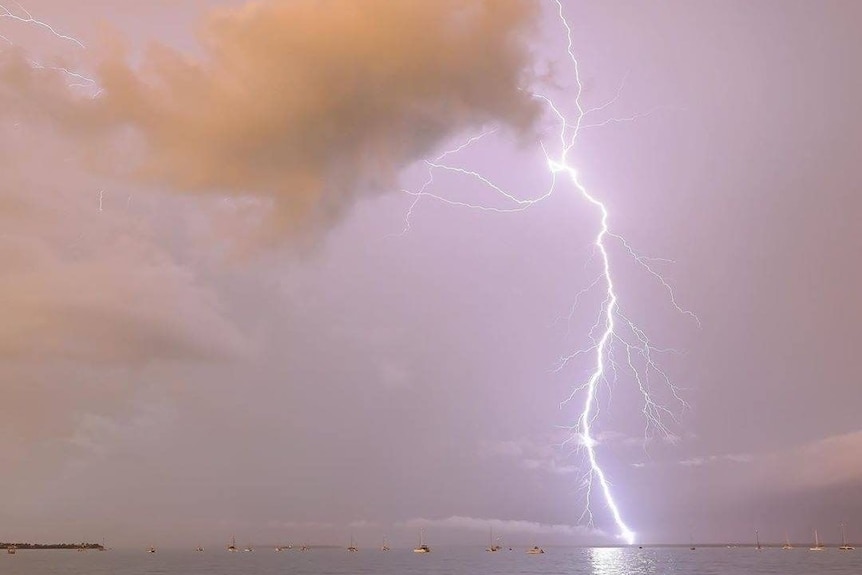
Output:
[3, 543, 853, 551]
[2, 543, 104, 550]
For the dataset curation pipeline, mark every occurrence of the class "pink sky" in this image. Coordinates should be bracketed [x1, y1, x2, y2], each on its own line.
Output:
[1, 0, 861, 548]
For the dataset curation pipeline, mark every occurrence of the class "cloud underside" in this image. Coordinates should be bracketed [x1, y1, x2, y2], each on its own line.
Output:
[2, 0, 540, 246]
[0, 253, 243, 362]
[768, 430, 862, 491]
[673, 431, 862, 494]
[0, 182, 245, 362]
[0, 0, 545, 362]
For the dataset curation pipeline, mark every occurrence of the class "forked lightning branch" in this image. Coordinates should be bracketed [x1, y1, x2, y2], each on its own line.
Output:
[403, 0, 697, 545]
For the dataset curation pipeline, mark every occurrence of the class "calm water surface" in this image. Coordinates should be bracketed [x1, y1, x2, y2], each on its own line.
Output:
[4, 546, 862, 575]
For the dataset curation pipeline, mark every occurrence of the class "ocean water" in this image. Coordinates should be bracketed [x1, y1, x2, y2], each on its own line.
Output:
[3, 546, 862, 575]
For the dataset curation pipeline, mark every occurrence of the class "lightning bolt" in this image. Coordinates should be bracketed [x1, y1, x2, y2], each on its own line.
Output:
[3, 0, 696, 547]
[0, 2, 85, 48]
[27, 59, 97, 89]
[2, 1, 102, 216]
[401, 1, 697, 545]
[1, 2, 97, 93]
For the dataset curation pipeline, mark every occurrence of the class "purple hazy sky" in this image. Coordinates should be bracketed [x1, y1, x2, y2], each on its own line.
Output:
[1, 0, 861, 549]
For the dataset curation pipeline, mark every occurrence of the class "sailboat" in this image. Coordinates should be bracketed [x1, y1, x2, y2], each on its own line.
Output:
[809, 529, 824, 551]
[485, 526, 502, 552]
[347, 534, 358, 552]
[413, 528, 431, 553]
[782, 532, 793, 550]
[755, 529, 763, 550]
[839, 523, 854, 551]
[380, 536, 390, 552]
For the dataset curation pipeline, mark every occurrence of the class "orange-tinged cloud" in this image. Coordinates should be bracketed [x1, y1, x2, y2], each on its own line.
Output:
[0, 0, 541, 363]
[0, 167, 247, 363]
[3, 0, 541, 245]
